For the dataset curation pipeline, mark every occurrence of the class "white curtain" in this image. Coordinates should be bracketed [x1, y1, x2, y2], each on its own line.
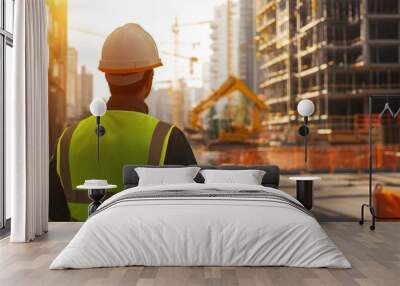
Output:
[7, 0, 49, 242]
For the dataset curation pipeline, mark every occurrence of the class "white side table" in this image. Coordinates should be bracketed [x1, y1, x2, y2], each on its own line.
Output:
[77, 183, 117, 215]
[289, 176, 321, 210]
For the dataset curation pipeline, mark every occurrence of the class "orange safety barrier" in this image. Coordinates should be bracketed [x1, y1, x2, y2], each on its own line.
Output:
[354, 114, 381, 132]
[373, 184, 400, 220]
[196, 144, 400, 172]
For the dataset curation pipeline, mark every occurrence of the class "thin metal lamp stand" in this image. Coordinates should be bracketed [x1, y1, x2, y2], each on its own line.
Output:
[359, 95, 400, 231]
[95, 116, 106, 161]
[87, 116, 107, 216]
[298, 116, 310, 164]
[359, 96, 376, 230]
[304, 116, 308, 163]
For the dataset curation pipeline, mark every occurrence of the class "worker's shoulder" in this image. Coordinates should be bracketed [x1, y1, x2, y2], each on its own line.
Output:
[154, 120, 182, 133]
[170, 124, 184, 133]
[151, 119, 186, 137]
[57, 116, 92, 138]
[66, 115, 92, 129]
[167, 125, 189, 141]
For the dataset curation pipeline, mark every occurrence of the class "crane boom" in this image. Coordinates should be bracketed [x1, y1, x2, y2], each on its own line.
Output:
[191, 76, 268, 132]
[171, 18, 211, 82]
[176, 20, 212, 27]
[69, 26, 196, 71]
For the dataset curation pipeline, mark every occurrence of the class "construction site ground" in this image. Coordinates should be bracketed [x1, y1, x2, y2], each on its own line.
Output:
[280, 173, 400, 222]
[192, 144, 400, 222]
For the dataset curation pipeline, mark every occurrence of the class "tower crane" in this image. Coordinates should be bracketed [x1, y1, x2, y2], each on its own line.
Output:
[169, 18, 211, 127]
[170, 18, 211, 84]
[158, 41, 200, 49]
[161, 51, 198, 75]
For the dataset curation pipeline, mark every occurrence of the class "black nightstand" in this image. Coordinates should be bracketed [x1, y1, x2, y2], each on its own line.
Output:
[77, 182, 117, 216]
[289, 177, 321, 210]
[87, 189, 107, 215]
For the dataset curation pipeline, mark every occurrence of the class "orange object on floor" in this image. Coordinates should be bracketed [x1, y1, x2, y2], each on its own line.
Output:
[373, 184, 400, 219]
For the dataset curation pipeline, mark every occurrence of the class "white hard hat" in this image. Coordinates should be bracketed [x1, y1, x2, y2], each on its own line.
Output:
[105, 73, 145, 86]
[99, 23, 162, 84]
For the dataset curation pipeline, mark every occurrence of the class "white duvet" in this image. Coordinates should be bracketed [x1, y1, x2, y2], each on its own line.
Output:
[50, 183, 351, 269]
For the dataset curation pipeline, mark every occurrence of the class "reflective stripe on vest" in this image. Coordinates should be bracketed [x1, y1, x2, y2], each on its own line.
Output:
[58, 115, 173, 204]
[147, 121, 172, 165]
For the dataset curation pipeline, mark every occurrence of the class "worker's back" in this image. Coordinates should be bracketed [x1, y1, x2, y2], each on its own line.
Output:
[49, 23, 198, 222]
[56, 110, 173, 221]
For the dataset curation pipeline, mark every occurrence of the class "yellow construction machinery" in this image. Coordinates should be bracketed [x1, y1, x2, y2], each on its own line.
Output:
[191, 76, 268, 143]
[189, 0, 268, 145]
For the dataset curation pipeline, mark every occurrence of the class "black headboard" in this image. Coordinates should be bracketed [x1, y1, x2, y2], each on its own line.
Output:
[123, 165, 280, 189]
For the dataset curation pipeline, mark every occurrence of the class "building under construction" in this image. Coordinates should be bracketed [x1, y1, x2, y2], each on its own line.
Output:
[256, 0, 400, 144]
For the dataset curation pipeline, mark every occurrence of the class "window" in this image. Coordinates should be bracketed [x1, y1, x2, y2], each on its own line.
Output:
[279, 22, 287, 33]
[368, 0, 399, 14]
[0, 0, 14, 230]
[277, 0, 286, 11]
[370, 45, 399, 64]
[370, 20, 399, 40]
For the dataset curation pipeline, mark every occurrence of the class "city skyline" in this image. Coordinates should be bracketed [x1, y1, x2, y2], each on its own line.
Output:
[67, 46, 94, 123]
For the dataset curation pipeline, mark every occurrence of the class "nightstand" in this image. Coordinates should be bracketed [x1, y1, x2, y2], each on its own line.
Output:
[289, 176, 321, 210]
[77, 181, 117, 216]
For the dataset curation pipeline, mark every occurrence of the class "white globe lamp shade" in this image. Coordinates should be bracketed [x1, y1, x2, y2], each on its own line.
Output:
[90, 98, 107, 117]
[297, 99, 315, 117]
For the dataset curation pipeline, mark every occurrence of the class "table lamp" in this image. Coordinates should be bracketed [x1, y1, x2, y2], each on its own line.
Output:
[89, 98, 107, 161]
[297, 99, 315, 163]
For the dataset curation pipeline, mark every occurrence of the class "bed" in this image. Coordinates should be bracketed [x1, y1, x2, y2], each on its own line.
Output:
[50, 165, 350, 269]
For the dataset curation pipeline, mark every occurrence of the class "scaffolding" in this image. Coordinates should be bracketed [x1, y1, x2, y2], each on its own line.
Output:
[256, 0, 400, 144]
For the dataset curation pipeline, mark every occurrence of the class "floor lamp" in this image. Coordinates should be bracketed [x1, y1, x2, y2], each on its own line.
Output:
[89, 98, 107, 161]
[297, 99, 315, 164]
[85, 98, 108, 215]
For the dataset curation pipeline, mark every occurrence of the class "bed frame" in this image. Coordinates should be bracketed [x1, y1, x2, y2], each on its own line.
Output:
[123, 165, 280, 189]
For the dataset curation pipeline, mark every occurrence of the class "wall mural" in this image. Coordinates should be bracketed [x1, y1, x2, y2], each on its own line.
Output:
[47, 0, 400, 222]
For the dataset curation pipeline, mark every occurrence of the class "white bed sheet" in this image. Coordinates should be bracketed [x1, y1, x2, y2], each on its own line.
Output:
[50, 183, 351, 269]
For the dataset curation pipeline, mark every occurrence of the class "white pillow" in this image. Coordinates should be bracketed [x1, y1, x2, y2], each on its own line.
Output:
[200, 169, 266, 185]
[135, 167, 201, 186]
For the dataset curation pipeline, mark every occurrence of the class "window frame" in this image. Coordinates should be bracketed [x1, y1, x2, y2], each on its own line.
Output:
[0, 0, 14, 231]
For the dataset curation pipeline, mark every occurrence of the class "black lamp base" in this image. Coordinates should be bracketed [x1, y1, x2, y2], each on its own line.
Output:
[298, 126, 309, 136]
[88, 189, 106, 216]
[95, 125, 106, 136]
[296, 180, 313, 210]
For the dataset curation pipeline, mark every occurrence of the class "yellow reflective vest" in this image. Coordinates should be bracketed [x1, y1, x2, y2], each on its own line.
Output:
[56, 110, 173, 221]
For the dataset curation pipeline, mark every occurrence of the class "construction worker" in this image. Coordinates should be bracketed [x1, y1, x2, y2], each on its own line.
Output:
[49, 23, 197, 221]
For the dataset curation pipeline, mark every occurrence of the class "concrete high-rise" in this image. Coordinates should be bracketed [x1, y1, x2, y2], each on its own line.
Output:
[77, 66, 93, 118]
[148, 88, 172, 123]
[239, 0, 258, 92]
[66, 47, 78, 123]
[255, 0, 296, 142]
[209, 1, 240, 90]
[67, 48, 94, 123]
[256, 0, 400, 143]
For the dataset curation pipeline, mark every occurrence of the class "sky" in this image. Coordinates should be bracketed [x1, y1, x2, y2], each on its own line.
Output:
[68, 0, 225, 99]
